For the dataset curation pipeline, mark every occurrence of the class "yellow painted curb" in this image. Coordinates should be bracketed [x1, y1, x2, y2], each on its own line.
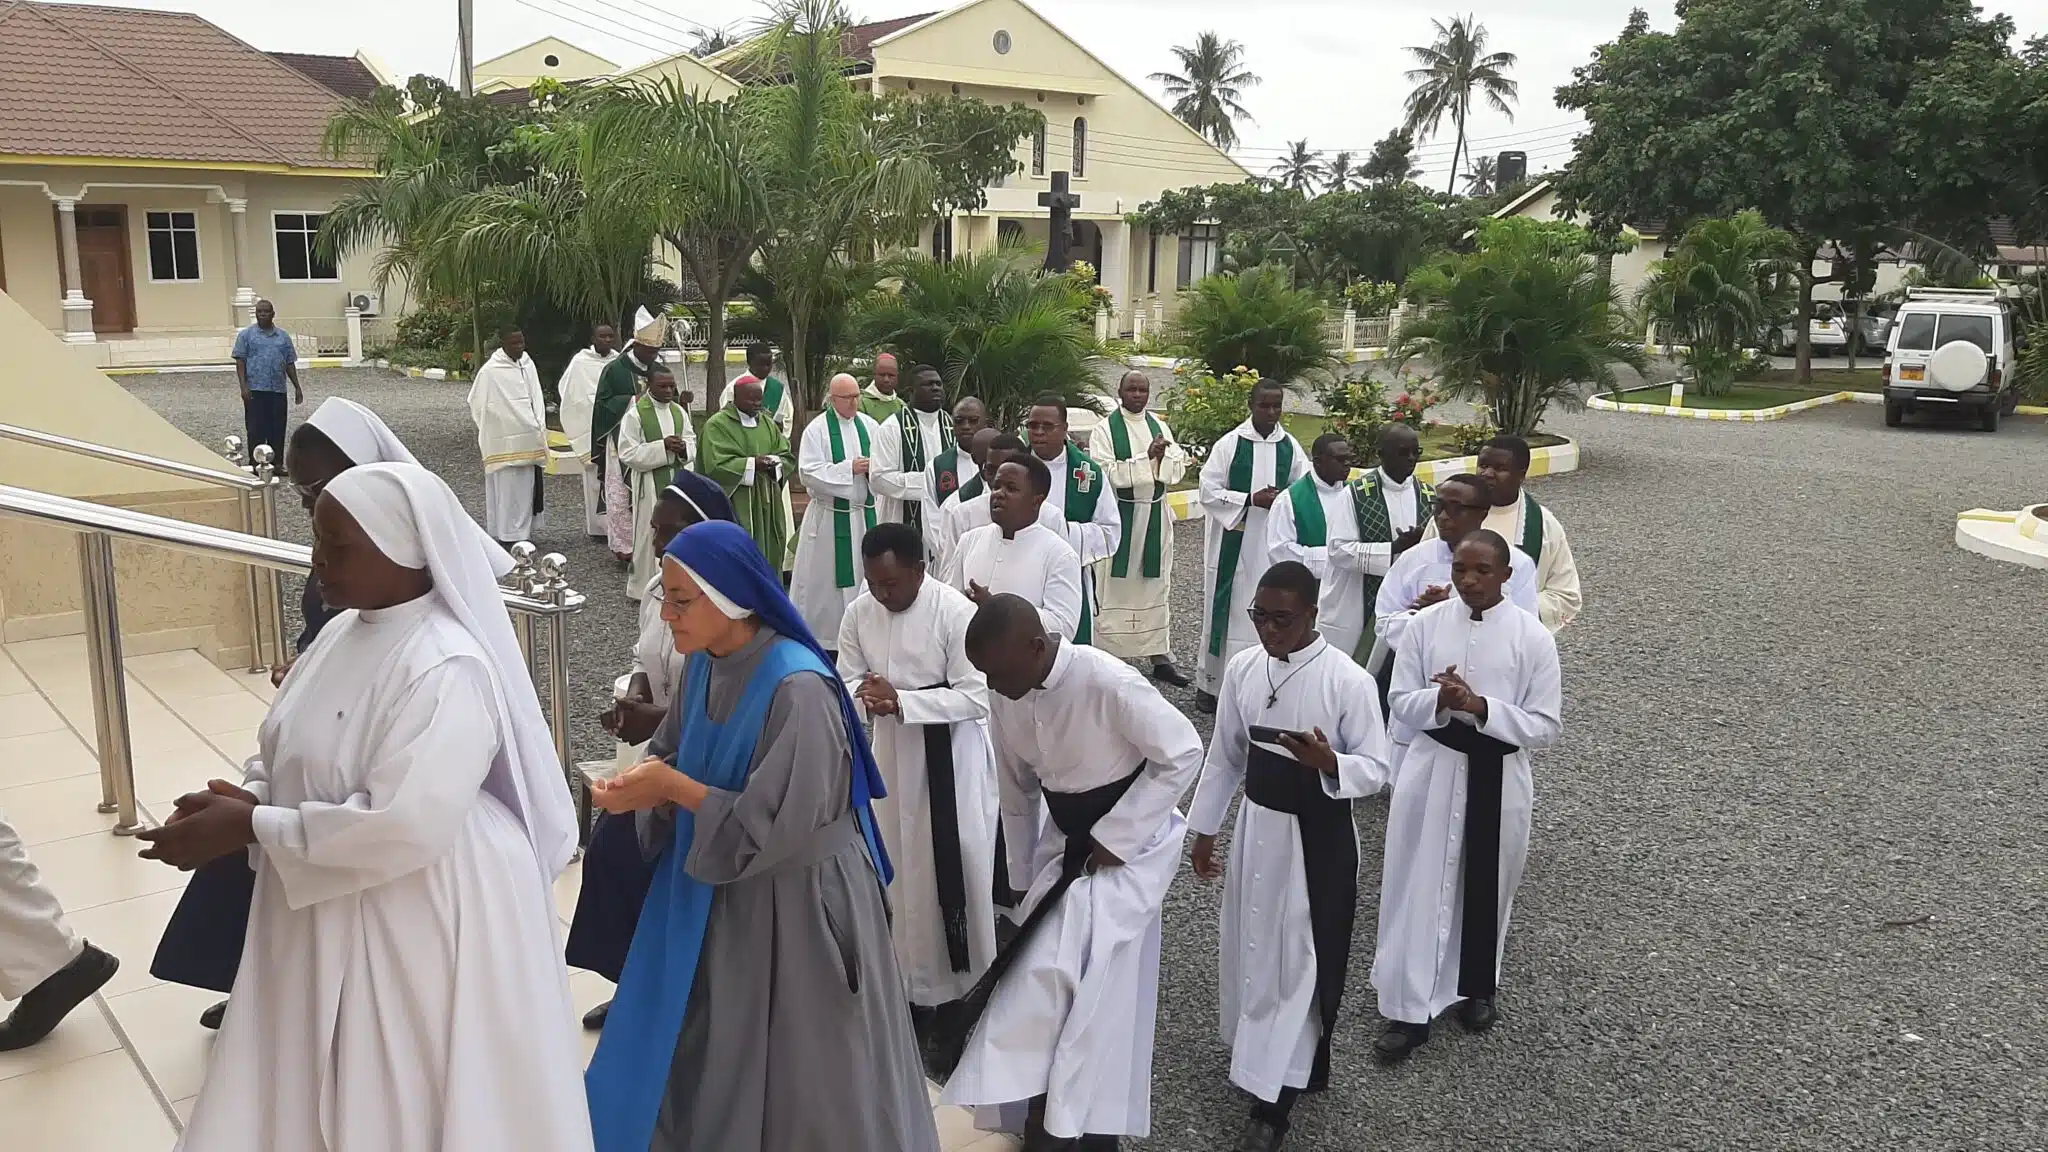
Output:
[1587, 389, 1855, 422]
[2020, 404, 2048, 416]
[1958, 508, 2019, 523]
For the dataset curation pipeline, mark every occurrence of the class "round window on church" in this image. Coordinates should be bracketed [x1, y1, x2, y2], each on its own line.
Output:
[544, 53, 560, 67]
[993, 29, 1012, 54]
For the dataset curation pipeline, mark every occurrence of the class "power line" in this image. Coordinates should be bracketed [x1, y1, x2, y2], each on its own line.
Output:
[1084, 119, 1587, 157]
[507, 0, 694, 57]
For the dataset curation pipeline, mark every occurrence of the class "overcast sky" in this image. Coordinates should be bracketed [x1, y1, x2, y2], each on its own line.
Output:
[94, 0, 2048, 191]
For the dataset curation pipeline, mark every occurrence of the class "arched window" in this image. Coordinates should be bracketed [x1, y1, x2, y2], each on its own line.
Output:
[1032, 123, 1046, 176]
[1071, 117, 1087, 178]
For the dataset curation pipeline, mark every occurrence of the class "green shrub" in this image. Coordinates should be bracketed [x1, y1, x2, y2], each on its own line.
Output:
[1172, 265, 1334, 384]
[1443, 419, 1498, 456]
[1344, 279, 1400, 315]
[1313, 376, 1388, 446]
[1164, 362, 1263, 461]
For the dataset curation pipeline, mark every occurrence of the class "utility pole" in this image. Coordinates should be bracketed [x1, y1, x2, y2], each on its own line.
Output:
[456, 0, 475, 95]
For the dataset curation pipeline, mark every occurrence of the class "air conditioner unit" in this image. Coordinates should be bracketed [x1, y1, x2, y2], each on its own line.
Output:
[345, 290, 382, 316]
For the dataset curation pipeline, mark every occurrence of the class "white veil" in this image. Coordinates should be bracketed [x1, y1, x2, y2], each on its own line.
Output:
[323, 462, 578, 877]
[307, 399, 513, 578]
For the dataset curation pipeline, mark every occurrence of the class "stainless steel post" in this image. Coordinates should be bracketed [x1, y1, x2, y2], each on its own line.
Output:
[539, 553, 573, 772]
[225, 437, 265, 672]
[77, 537, 118, 813]
[505, 542, 538, 672]
[253, 446, 288, 669]
[79, 533, 140, 835]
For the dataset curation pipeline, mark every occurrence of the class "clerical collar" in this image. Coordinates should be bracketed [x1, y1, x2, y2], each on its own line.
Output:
[1273, 635, 1327, 665]
[737, 411, 760, 428]
[1313, 473, 1347, 493]
[1034, 446, 1062, 461]
[1038, 637, 1077, 693]
[1243, 421, 1284, 442]
[1379, 469, 1414, 492]
[1464, 595, 1507, 622]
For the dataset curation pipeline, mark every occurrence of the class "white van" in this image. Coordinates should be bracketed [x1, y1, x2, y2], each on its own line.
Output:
[1882, 288, 2022, 431]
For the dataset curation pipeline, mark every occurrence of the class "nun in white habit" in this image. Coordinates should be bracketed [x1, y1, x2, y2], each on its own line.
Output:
[137, 462, 592, 1152]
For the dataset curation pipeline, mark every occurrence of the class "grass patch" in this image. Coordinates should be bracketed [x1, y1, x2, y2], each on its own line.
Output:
[1611, 382, 1843, 411]
[1746, 366, 1886, 392]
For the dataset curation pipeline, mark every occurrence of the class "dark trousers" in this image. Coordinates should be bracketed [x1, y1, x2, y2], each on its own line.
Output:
[242, 390, 288, 470]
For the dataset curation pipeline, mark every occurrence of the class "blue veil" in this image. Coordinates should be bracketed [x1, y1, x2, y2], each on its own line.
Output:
[661, 519, 893, 883]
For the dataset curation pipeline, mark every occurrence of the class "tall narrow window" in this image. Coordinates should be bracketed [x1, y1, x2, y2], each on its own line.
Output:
[929, 217, 954, 261]
[146, 211, 200, 281]
[1071, 117, 1087, 178]
[1146, 230, 1158, 293]
[1177, 224, 1221, 289]
[1032, 123, 1046, 176]
[274, 212, 337, 282]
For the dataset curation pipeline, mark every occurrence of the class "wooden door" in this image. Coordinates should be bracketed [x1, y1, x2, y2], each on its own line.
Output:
[59, 205, 135, 333]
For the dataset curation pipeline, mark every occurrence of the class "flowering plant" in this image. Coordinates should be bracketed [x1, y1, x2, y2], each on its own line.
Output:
[1165, 362, 1267, 460]
[1387, 385, 1441, 429]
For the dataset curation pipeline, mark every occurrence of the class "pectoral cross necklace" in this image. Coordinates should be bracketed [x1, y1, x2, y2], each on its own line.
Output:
[1265, 646, 1327, 708]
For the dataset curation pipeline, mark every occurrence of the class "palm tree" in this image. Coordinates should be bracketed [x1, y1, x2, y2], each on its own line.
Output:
[690, 24, 736, 57]
[1463, 154, 1498, 196]
[1637, 210, 1797, 395]
[1401, 16, 1518, 195]
[1269, 140, 1326, 193]
[1172, 265, 1335, 383]
[1150, 32, 1260, 150]
[1324, 151, 1359, 194]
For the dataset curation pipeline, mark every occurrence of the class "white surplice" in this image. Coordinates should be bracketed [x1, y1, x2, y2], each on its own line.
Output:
[836, 579, 999, 1005]
[870, 405, 950, 528]
[556, 346, 615, 537]
[1483, 499, 1582, 632]
[1196, 422, 1310, 693]
[943, 521, 1083, 642]
[614, 399, 698, 600]
[932, 490, 1065, 576]
[1265, 474, 1378, 660]
[181, 598, 591, 1152]
[1371, 597, 1562, 1025]
[467, 348, 549, 543]
[941, 642, 1204, 1140]
[1187, 637, 1392, 1102]
[1094, 409, 1190, 659]
[791, 409, 882, 645]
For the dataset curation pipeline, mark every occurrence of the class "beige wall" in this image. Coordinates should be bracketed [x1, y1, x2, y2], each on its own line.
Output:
[0, 290, 262, 666]
[618, 51, 740, 99]
[0, 165, 404, 345]
[475, 37, 618, 88]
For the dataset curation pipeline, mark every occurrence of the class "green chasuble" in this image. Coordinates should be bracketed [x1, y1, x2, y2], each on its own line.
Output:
[1352, 470, 1437, 662]
[891, 406, 953, 541]
[698, 408, 795, 569]
[859, 386, 905, 427]
[1058, 442, 1106, 645]
[590, 353, 651, 482]
[1107, 409, 1167, 581]
[633, 394, 689, 490]
[1208, 433, 1295, 657]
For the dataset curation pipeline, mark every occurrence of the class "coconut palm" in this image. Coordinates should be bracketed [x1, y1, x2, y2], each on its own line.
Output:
[1269, 140, 1326, 194]
[1637, 210, 1798, 395]
[1397, 241, 1645, 435]
[1401, 16, 1518, 195]
[1463, 154, 1498, 196]
[1172, 264, 1335, 383]
[1150, 32, 1260, 151]
[853, 244, 1101, 431]
[1324, 151, 1360, 194]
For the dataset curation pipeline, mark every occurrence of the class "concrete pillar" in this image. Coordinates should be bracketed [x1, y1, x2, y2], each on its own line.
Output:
[1341, 307, 1358, 356]
[226, 198, 257, 328]
[344, 306, 364, 364]
[54, 198, 95, 344]
[1094, 306, 1110, 342]
[1131, 305, 1146, 346]
[1098, 218, 1132, 321]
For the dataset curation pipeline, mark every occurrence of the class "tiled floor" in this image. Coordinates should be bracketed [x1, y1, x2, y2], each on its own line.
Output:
[0, 638, 1013, 1151]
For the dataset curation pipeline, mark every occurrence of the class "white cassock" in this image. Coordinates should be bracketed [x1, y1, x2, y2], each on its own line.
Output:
[181, 464, 587, 1152]
[0, 814, 83, 1001]
[944, 521, 1083, 642]
[613, 574, 688, 771]
[932, 490, 1066, 577]
[1373, 540, 1540, 743]
[836, 579, 999, 1005]
[1484, 499, 1581, 632]
[1196, 422, 1310, 693]
[613, 399, 697, 600]
[1094, 409, 1189, 659]
[870, 405, 951, 529]
[1035, 448, 1123, 644]
[1188, 637, 1392, 1102]
[1265, 474, 1378, 660]
[942, 642, 1203, 1141]
[467, 348, 549, 543]
[556, 346, 615, 537]
[791, 409, 881, 645]
[1371, 597, 1561, 1025]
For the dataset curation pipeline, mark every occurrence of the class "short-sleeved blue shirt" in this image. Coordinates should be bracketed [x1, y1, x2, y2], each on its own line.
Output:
[233, 324, 296, 393]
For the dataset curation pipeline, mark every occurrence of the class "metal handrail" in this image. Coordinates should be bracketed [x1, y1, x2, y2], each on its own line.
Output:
[0, 421, 264, 491]
[0, 483, 585, 836]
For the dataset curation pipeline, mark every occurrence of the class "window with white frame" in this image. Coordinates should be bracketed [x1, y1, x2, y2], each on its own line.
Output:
[1031, 123, 1046, 176]
[1071, 118, 1087, 178]
[273, 212, 338, 281]
[146, 211, 200, 281]
[1177, 224, 1222, 289]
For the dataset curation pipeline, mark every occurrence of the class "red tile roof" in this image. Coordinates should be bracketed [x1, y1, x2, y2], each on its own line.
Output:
[268, 51, 383, 103]
[0, 1, 363, 169]
[844, 12, 936, 62]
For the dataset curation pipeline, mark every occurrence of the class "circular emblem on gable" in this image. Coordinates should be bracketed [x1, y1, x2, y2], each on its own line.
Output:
[993, 29, 1013, 54]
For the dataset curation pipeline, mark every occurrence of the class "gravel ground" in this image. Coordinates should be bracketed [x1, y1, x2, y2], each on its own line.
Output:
[127, 368, 2048, 1150]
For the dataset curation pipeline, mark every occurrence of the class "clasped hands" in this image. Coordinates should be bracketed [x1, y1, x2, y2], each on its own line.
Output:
[853, 673, 900, 716]
[592, 757, 708, 814]
[135, 779, 258, 870]
[1432, 664, 1488, 723]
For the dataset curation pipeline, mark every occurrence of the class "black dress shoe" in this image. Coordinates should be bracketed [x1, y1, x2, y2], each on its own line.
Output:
[199, 1000, 228, 1030]
[582, 999, 611, 1031]
[1149, 660, 1191, 688]
[1194, 690, 1218, 714]
[1456, 997, 1499, 1033]
[0, 943, 119, 1052]
[1372, 1019, 1430, 1064]
[1236, 1117, 1286, 1151]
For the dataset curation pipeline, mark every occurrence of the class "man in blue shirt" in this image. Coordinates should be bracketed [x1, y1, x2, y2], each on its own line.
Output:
[231, 299, 302, 468]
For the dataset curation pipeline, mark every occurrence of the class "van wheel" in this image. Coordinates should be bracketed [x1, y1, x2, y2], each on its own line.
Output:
[1884, 401, 1904, 427]
[1980, 404, 2001, 432]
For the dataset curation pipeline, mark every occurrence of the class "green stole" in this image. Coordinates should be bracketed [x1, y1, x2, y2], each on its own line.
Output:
[760, 374, 786, 418]
[957, 471, 985, 502]
[633, 394, 688, 490]
[894, 407, 953, 540]
[825, 414, 875, 588]
[1107, 409, 1167, 580]
[932, 448, 964, 504]
[1516, 491, 1545, 565]
[1353, 470, 1437, 661]
[1051, 443, 1105, 645]
[1208, 430, 1295, 657]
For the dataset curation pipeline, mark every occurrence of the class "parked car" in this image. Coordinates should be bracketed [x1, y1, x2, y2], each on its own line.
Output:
[1767, 314, 1849, 356]
[1851, 306, 1893, 353]
[1881, 288, 2021, 431]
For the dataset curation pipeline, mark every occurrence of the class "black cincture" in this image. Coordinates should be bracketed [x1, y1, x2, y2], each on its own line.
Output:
[1421, 721, 1519, 999]
[916, 682, 972, 974]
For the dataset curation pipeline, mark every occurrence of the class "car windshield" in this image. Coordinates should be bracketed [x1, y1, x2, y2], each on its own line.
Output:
[1936, 314, 1995, 353]
[1895, 313, 1937, 350]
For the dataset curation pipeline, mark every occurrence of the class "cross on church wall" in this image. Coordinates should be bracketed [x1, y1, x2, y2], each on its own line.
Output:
[1039, 170, 1082, 272]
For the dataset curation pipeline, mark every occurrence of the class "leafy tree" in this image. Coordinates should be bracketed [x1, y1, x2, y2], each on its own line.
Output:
[1463, 155, 1497, 196]
[853, 245, 1102, 431]
[1172, 265, 1334, 383]
[691, 25, 736, 57]
[1362, 130, 1422, 184]
[1324, 151, 1360, 194]
[1402, 17, 1518, 194]
[1269, 140, 1327, 194]
[726, 259, 879, 399]
[1397, 229, 1646, 435]
[1554, 0, 2018, 381]
[1637, 211, 1797, 394]
[1150, 32, 1260, 150]
[869, 94, 1044, 214]
[1132, 179, 1460, 290]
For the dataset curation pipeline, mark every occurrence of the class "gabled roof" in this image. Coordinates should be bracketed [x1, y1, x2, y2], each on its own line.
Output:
[268, 52, 382, 103]
[1487, 179, 1665, 239]
[0, 1, 361, 169]
[703, 12, 938, 77]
